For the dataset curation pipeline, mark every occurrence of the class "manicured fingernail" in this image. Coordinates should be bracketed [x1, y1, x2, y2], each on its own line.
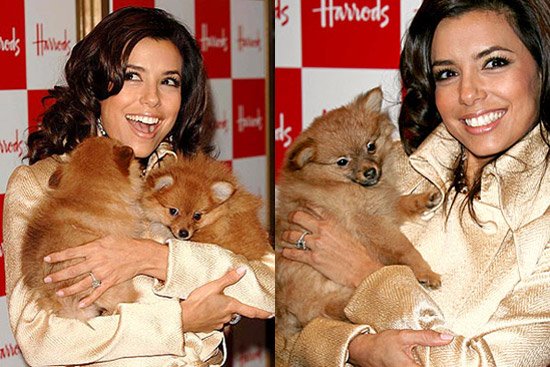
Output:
[43, 277, 52, 283]
[43, 256, 51, 263]
[268, 314, 275, 319]
[440, 333, 454, 341]
[236, 266, 247, 275]
[56, 290, 64, 297]
[78, 302, 86, 308]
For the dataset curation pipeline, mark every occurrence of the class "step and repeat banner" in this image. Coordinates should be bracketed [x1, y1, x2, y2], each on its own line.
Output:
[275, 0, 423, 176]
[0, 0, 268, 366]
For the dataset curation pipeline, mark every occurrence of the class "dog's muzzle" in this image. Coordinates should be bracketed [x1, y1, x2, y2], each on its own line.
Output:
[357, 167, 380, 186]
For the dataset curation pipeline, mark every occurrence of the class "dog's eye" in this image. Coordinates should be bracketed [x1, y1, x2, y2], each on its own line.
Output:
[366, 141, 376, 153]
[336, 158, 349, 167]
[193, 212, 202, 221]
[169, 208, 179, 216]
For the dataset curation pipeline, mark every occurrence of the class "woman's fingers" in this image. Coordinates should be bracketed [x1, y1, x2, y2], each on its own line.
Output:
[399, 329, 454, 347]
[44, 245, 90, 263]
[288, 210, 321, 233]
[44, 261, 89, 283]
[230, 298, 272, 319]
[281, 248, 313, 265]
[211, 267, 247, 292]
[281, 230, 316, 250]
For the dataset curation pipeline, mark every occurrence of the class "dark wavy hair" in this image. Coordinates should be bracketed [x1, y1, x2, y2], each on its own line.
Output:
[26, 6, 209, 164]
[399, 0, 550, 219]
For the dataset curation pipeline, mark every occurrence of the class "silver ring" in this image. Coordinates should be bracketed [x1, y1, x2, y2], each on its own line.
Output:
[89, 272, 102, 289]
[295, 230, 310, 250]
[229, 314, 242, 325]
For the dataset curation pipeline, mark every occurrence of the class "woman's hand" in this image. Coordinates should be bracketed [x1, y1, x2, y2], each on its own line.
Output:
[43, 235, 168, 308]
[180, 267, 273, 333]
[281, 208, 383, 287]
[349, 330, 454, 367]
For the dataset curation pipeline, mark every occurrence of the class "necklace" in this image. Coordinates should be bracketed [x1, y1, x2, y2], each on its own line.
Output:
[455, 149, 469, 194]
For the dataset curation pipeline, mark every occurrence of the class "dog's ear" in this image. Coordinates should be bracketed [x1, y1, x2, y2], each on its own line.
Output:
[355, 87, 383, 113]
[48, 167, 64, 188]
[148, 174, 175, 192]
[113, 145, 135, 176]
[211, 181, 235, 204]
[285, 137, 316, 171]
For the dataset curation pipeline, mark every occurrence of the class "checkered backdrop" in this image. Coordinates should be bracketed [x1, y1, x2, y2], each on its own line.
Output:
[275, 0, 423, 177]
[0, 0, 268, 366]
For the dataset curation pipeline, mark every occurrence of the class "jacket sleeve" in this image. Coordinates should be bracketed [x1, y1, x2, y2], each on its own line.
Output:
[151, 235, 275, 314]
[4, 165, 186, 366]
[344, 261, 550, 367]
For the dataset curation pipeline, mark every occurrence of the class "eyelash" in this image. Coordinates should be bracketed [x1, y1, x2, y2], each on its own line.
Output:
[433, 56, 512, 82]
[123, 71, 180, 88]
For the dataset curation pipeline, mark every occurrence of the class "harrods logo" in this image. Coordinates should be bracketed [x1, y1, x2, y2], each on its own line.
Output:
[237, 25, 261, 51]
[216, 111, 229, 132]
[275, 0, 290, 26]
[0, 129, 25, 157]
[0, 343, 22, 360]
[236, 105, 263, 133]
[275, 113, 293, 148]
[200, 23, 229, 52]
[0, 27, 21, 57]
[33, 23, 71, 56]
[312, 0, 391, 28]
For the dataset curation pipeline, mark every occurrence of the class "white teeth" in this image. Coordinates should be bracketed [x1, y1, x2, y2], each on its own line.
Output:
[464, 111, 505, 127]
[149, 125, 154, 133]
[126, 114, 159, 125]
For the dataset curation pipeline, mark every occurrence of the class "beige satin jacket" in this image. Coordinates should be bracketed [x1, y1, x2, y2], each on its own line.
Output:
[278, 123, 550, 366]
[4, 143, 275, 367]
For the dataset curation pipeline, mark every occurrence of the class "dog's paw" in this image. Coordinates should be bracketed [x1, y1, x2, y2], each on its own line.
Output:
[416, 270, 442, 289]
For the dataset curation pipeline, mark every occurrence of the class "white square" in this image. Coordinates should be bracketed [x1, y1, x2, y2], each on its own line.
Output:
[232, 156, 268, 225]
[400, 0, 423, 47]
[209, 79, 233, 161]
[275, 0, 302, 68]
[301, 68, 401, 131]
[25, 0, 76, 89]
[155, 0, 196, 36]
[230, 0, 265, 79]
[0, 297, 27, 366]
[0, 90, 29, 193]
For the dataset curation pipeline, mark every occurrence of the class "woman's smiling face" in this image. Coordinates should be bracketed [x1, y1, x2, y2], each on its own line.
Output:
[431, 10, 541, 164]
[99, 37, 183, 158]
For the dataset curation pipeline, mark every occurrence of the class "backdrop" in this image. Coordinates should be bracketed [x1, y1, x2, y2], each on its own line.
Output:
[275, 0, 423, 176]
[0, 0, 268, 366]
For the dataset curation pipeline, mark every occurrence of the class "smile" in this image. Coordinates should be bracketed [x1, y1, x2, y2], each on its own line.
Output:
[463, 110, 505, 127]
[125, 114, 160, 134]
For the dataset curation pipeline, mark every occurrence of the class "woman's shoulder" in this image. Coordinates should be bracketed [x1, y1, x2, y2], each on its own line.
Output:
[6, 155, 65, 194]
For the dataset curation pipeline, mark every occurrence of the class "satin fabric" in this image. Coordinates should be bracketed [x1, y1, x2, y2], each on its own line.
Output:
[277, 123, 550, 366]
[4, 142, 275, 366]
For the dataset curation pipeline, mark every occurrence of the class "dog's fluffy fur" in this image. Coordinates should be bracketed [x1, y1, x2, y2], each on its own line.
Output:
[275, 88, 441, 342]
[21, 137, 143, 321]
[141, 152, 272, 261]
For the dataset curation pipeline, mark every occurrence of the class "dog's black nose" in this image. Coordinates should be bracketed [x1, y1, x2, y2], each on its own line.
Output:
[178, 229, 190, 239]
[363, 168, 379, 186]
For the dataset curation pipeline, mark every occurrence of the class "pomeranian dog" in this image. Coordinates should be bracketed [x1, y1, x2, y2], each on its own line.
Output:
[141, 152, 272, 261]
[21, 137, 143, 321]
[275, 88, 441, 342]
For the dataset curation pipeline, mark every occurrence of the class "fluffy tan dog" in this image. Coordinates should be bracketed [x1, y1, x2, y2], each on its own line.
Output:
[141, 152, 272, 261]
[21, 137, 143, 321]
[275, 88, 441, 342]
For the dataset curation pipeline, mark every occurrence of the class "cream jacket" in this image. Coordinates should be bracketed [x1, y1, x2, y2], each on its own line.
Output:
[4, 144, 275, 367]
[278, 123, 550, 366]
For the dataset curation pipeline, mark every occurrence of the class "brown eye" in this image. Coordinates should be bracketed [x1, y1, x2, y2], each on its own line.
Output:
[193, 212, 202, 221]
[336, 157, 349, 166]
[169, 208, 179, 216]
[367, 141, 376, 153]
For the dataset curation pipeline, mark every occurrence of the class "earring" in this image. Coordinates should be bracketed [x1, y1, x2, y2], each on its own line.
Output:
[97, 117, 108, 137]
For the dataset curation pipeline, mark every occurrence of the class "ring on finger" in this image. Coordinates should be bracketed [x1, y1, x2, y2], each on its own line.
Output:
[89, 272, 102, 289]
[295, 230, 310, 250]
[229, 314, 242, 325]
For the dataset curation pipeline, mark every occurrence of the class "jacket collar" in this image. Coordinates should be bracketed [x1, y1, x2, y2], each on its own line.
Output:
[407, 122, 550, 278]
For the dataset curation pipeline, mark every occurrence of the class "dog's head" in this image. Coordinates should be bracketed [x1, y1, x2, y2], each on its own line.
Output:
[283, 87, 395, 187]
[142, 153, 237, 240]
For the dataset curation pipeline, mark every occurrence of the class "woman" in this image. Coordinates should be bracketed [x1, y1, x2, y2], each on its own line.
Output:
[278, 0, 550, 366]
[4, 7, 274, 366]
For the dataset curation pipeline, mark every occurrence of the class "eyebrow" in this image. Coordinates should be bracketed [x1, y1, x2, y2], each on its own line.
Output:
[126, 64, 182, 76]
[431, 46, 514, 67]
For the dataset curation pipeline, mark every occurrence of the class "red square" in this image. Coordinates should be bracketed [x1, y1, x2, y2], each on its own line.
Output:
[302, 0, 400, 68]
[0, 194, 5, 297]
[232, 79, 266, 158]
[196, 0, 231, 78]
[275, 68, 302, 179]
[112, 0, 154, 10]
[27, 90, 53, 133]
[0, 1, 26, 89]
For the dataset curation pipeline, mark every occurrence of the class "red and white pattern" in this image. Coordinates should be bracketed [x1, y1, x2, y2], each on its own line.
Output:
[275, 0, 422, 177]
[0, 1, 267, 366]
